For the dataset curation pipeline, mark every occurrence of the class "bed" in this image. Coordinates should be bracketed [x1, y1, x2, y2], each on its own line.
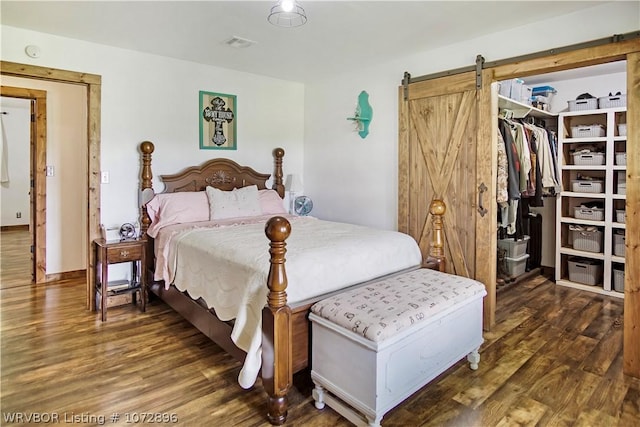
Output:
[138, 141, 447, 424]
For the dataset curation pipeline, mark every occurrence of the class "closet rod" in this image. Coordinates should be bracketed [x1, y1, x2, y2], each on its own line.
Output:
[404, 30, 640, 84]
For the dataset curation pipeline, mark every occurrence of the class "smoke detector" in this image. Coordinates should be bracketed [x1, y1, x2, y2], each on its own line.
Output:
[223, 36, 256, 49]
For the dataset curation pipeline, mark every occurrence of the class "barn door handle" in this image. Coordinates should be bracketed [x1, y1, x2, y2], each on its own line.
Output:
[477, 183, 488, 217]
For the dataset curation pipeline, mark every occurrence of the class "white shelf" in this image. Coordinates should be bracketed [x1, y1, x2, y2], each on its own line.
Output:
[555, 106, 626, 297]
[556, 279, 624, 299]
[498, 95, 557, 119]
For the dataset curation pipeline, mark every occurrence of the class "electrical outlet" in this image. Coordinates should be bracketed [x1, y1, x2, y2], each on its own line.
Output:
[16, 212, 21, 218]
[46, 165, 54, 177]
[101, 171, 110, 184]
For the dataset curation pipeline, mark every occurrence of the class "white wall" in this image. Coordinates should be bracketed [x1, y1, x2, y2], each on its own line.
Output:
[304, 1, 639, 230]
[1, 25, 305, 275]
[0, 96, 30, 227]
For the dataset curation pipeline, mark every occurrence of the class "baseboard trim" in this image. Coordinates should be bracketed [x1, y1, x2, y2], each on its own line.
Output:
[1, 225, 29, 232]
[45, 270, 86, 283]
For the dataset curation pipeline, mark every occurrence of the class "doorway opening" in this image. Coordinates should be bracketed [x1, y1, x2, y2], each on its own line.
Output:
[0, 87, 46, 285]
[1, 61, 101, 310]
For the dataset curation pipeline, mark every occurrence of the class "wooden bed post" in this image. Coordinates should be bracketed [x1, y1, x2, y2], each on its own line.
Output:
[426, 199, 447, 272]
[139, 141, 155, 236]
[272, 148, 285, 198]
[263, 216, 293, 425]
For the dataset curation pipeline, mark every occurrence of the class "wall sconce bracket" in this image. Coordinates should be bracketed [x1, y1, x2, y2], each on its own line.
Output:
[347, 90, 373, 139]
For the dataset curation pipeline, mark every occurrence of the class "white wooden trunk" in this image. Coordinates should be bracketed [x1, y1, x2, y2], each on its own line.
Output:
[310, 293, 484, 426]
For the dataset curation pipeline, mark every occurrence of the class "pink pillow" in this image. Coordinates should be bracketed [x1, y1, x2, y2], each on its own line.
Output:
[146, 191, 209, 238]
[259, 189, 287, 214]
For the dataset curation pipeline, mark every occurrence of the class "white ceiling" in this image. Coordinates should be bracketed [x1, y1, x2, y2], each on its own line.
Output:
[1, 1, 620, 84]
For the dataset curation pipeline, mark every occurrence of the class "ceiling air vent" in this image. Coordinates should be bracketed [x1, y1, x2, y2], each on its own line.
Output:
[223, 36, 256, 49]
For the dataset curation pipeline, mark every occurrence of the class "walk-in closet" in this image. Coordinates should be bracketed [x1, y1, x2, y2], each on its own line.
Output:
[496, 61, 628, 299]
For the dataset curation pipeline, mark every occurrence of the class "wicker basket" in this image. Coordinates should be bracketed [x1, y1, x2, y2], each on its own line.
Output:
[618, 123, 627, 136]
[568, 98, 597, 111]
[570, 125, 605, 138]
[614, 232, 625, 257]
[571, 180, 603, 193]
[571, 228, 603, 253]
[568, 257, 602, 286]
[574, 206, 604, 221]
[571, 152, 605, 165]
[598, 94, 626, 109]
[616, 209, 626, 223]
[616, 153, 627, 166]
[613, 268, 624, 292]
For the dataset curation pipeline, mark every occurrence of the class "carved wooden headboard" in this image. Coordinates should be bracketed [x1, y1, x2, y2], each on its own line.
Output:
[139, 141, 285, 235]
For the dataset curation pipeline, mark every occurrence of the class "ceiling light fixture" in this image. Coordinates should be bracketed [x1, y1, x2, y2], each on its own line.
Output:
[268, 0, 307, 28]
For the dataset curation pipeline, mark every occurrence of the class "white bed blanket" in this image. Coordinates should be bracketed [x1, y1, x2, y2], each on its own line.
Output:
[157, 215, 422, 388]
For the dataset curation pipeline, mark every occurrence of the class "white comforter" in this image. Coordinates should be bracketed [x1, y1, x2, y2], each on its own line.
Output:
[154, 215, 422, 388]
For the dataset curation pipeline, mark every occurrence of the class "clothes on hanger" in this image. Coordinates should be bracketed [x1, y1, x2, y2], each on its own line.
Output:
[497, 113, 560, 237]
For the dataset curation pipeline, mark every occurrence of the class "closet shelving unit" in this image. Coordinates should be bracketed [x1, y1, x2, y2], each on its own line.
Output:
[555, 106, 626, 298]
[498, 95, 556, 119]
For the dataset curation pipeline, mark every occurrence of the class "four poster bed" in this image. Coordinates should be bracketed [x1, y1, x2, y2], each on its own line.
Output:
[138, 141, 447, 424]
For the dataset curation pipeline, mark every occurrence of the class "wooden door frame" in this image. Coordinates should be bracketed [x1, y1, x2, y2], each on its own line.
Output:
[0, 86, 46, 283]
[1, 61, 101, 309]
[485, 39, 639, 377]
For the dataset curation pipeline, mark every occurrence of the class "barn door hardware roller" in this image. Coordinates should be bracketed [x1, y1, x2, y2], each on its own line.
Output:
[402, 72, 411, 101]
[475, 55, 485, 89]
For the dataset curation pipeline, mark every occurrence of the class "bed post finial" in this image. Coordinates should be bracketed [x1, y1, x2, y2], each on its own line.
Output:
[140, 141, 155, 235]
[263, 216, 292, 425]
[272, 148, 285, 198]
[426, 199, 446, 272]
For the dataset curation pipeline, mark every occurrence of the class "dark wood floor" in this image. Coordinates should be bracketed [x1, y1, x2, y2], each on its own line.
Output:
[1, 230, 639, 426]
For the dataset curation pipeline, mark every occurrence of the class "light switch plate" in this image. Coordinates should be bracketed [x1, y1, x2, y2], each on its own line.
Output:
[101, 171, 110, 184]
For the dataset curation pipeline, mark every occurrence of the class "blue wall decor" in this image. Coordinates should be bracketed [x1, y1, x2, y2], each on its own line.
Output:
[347, 90, 373, 138]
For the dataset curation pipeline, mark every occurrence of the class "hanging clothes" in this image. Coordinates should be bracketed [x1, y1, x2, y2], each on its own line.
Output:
[498, 118, 521, 235]
[496, 130, 509, 205]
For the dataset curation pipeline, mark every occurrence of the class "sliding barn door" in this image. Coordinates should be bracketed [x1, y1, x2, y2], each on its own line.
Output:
[399, 70, 496, 327]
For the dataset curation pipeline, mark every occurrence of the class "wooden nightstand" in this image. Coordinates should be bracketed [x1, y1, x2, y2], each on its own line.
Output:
[94, 238, 146, 321]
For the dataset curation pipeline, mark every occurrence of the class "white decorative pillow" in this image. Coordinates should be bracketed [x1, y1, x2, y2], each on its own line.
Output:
[206, 185, 262, 220]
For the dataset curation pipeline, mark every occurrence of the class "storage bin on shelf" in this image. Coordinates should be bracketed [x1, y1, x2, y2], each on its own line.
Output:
[598, 94, 626, 109]
[504, 254, 529, 277]
[532, 86, 556, 97]
[616, 152, 627, 166]
[570, 124, 605, 138]
[531, 86, 556, 111]
[499, 78, 531, 104]
[613, 268, 625, 293]
[571, 179, 603, 193]
[574, 205, 604, 221]
[618, 123, 627, 137]
[497, 235, 529, 258]
[570, 226, 602, 253]
[618, 175, 627, 195]
[616, 209, 626, 223]
[614, 231, 625, 257]
[568, 257, 602, 286]
[568, 98, 597, 111]
[570, 151, 605, 165]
